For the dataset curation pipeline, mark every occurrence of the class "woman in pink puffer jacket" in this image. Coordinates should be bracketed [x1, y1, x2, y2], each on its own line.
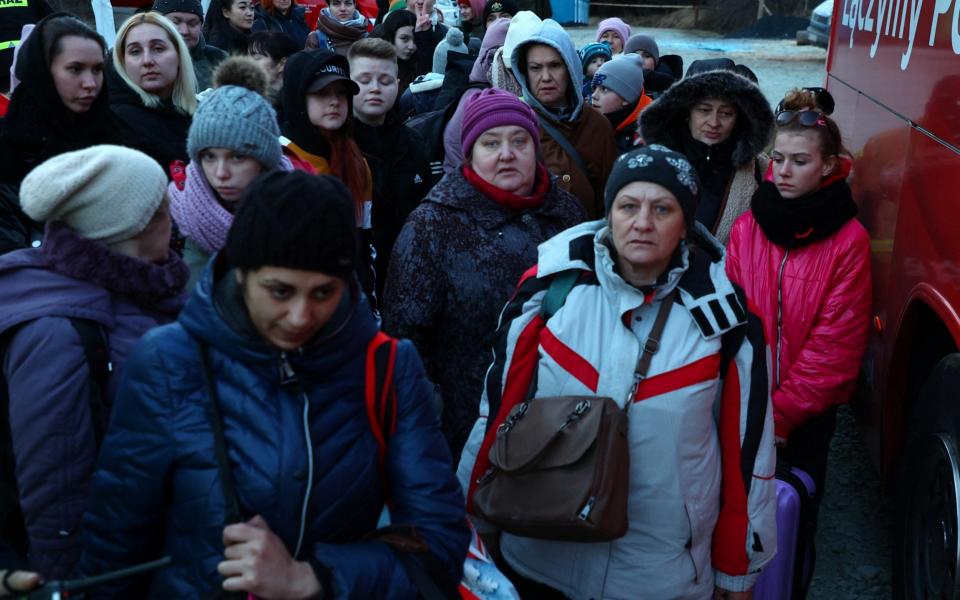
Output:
[726, 88, 871, 488]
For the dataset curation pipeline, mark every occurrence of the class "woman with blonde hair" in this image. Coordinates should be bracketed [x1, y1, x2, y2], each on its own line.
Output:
[109, 12, 196, 171]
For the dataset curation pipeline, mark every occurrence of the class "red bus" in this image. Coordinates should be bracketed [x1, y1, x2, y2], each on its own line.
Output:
[826, 0, 960, 596]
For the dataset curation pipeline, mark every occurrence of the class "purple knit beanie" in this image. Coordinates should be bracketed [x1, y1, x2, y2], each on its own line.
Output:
[461, 88, 540, 156]
[596, 17, 631, 50]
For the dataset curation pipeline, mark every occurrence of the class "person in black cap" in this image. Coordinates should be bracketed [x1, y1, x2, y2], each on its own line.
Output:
[154, 0, 228, 90]
[482, 0, 517, 28]
[77, 170, 469, 598]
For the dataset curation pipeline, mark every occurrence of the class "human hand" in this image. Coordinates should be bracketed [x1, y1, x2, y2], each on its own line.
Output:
[713, 586, 752, 600]
[0, 570, 42, 597]
[415, 5, 431, 31]
[219, 515, 321, 599]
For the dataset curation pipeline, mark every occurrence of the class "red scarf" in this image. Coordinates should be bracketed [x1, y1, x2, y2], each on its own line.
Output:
[462, 163, 551, 212]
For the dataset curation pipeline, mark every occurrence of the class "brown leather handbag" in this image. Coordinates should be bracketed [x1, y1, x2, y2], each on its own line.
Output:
[471, 290, 677, 542]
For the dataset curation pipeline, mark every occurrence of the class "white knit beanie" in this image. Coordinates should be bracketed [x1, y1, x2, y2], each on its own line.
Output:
[20, 145, 168, 244]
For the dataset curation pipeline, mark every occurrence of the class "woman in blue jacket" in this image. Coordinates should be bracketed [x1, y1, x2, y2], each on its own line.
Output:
[78, 171, 469, 598]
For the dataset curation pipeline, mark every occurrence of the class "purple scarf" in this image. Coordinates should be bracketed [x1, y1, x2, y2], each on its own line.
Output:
[169, 157, 293, 254]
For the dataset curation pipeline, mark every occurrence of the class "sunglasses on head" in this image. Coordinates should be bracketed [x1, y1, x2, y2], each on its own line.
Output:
[774, 86, 836, 115]
[775, 110, 828, 128]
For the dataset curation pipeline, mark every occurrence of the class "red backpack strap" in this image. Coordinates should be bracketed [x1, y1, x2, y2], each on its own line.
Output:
[365, 332, 399, 471]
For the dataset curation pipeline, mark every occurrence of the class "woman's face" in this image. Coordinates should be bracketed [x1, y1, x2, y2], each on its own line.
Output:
[123, 23, 180, 99]
[50, 35, 104, 113]
[609, 181, 686, 285]
[591, 85, 626, 115]
[223, 0, 255, 31]
[239, 267, 346, 351]
[599, 30, 623, 54]
[394, 25, 416, 61]
[273, 0, 292, 13]
[329, 0, 355, 21]
[469, 125, 537, 195]
[306, 79, 350, 131]
[771, 131, 836, 199]
[199, 147, 265, 208]
[688, 98, 737, 145]
[459, 4, 473, 21]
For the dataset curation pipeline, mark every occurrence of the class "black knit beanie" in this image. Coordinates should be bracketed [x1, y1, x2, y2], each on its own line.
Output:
[153, 0, 204, 20]
[225, 171, 358, 278]
[604, 145, 701, 228]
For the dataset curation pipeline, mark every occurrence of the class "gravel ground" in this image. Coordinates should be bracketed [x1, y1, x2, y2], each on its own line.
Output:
[567, 25, 894, 599]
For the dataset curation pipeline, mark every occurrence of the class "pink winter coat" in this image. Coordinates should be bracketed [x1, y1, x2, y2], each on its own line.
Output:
[726, 208, 872, 439]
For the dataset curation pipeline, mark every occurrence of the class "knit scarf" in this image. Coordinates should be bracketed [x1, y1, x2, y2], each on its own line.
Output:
[168, 158, 293, 254]
[315, 10, 366, 50]
[462, 163, 551, 212]
[41, 221, 188, 308]
[751, 178, 858, 248]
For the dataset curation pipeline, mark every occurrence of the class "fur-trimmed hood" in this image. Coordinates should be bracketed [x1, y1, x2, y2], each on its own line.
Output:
[639, 70, 773, 168]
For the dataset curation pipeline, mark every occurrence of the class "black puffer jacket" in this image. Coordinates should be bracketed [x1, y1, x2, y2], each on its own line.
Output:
[352, 111, 431, 301]
[382, 167, 584, 458]
[640, 69, 773, 242]
[107, 65, 192, 173]
[251, 4, 310, 48]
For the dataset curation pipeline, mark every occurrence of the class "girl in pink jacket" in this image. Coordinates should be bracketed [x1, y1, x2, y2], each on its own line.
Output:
[726, 88, 871, 491]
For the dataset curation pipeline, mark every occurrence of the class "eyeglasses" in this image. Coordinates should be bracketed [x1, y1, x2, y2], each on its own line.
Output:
[775, 110, 828, 128]
[774, 86, 836, 115]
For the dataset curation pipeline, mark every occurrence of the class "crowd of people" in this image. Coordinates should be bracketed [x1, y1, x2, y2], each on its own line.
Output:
[0, 0, 872, 598]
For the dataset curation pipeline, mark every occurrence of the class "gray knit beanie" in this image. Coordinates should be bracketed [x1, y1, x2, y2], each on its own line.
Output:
[624, 34, 659, 66]
[433, 27, 470, 75]
[187, 84, 282, 169]
[593, 54, 645, 105]
[20, 145, 167, 243]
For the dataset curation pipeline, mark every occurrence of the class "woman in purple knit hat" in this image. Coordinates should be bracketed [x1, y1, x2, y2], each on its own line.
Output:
[383, 88, 585, 461]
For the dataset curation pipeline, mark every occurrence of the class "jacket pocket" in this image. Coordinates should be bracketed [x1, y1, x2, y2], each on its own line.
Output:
[684, 502, 710, 585]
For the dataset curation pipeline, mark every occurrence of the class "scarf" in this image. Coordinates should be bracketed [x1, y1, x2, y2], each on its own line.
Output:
[41, 221, 188, 309]
[315, 9, 367, 50]
[751, 178, 858, 248]
[168, 158, 294, 254]
[462, 163, 551, 212]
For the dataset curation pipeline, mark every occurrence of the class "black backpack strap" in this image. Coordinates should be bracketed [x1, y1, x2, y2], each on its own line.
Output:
[67, 318, 111, 444]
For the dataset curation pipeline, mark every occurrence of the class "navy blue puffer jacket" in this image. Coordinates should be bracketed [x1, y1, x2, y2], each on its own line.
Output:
[78, 262, 469, 598]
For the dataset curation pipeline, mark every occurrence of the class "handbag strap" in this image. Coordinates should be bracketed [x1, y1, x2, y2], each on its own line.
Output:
[198, 343, 244, 526]
[538, 115, 590, 179]
[625, 289, 677, 410]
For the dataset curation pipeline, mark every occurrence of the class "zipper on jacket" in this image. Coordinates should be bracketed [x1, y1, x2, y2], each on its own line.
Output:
[280, 351, 314, 560]
[775, 251, 789, 389]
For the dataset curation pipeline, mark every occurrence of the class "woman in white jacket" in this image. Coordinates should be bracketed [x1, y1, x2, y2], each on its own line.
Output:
[458, 145, 778, 600]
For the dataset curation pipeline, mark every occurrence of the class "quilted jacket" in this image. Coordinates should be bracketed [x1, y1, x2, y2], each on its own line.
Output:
[458, 221, 777, 598]
[726, 207, 872, 439]
[78, 260, 469, 598]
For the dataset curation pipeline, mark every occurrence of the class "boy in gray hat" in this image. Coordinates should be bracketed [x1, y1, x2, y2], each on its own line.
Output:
[590, 54, 652, 155]
[153, 0, 227, 90]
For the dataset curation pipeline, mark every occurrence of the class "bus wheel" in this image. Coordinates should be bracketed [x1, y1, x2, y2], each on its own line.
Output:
[894, 354, 960, 600]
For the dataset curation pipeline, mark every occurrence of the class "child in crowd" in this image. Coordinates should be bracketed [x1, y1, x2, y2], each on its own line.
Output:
[169, 57, 295, 290]
[596, 16, 630, 54]
[280, 49, 378, 306]
[247, 30, 298, 108]
[306, 0, 370, 56]
[624, 32, 682, 97]
[590, 54, 652, 154]
[348, 37, 430, 300]
[578, 41, 611, 99]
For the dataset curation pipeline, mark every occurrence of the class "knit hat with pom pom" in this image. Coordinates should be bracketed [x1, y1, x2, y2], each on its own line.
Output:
[187, 56, 281, 169]
[433, 27, 470, 74]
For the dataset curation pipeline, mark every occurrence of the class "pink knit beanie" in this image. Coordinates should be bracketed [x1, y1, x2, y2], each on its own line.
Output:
[460, 88, 540, 156]
[596, 17, 631, 50]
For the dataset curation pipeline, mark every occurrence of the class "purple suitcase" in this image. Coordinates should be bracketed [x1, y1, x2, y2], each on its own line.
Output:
[752, 468, 816, 600]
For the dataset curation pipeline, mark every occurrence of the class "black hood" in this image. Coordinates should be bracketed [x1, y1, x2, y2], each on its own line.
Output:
[280, 49, 354, 156]
[640, 69, 773, 168]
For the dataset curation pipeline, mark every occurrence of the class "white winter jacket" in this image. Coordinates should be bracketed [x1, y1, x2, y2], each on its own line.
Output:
[457, 220, 777, 599]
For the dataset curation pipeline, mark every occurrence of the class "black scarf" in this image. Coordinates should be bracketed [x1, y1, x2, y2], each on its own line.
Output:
[751, 179, 858, 248]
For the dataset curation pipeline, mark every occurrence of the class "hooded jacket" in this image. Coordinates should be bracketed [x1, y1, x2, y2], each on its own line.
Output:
[382, 167, 585, 458]
[725, 184, 871, 441]
[107, 64, 192, 173]
[640, 70, 773, 243]
[0, 223, 186, 579]
[252, 3, 310, 48]
[78, 259, 469, 598]
[458, 221, 777, 598]
[189, 35, 228, 91]
[510, 19, 616, 220]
